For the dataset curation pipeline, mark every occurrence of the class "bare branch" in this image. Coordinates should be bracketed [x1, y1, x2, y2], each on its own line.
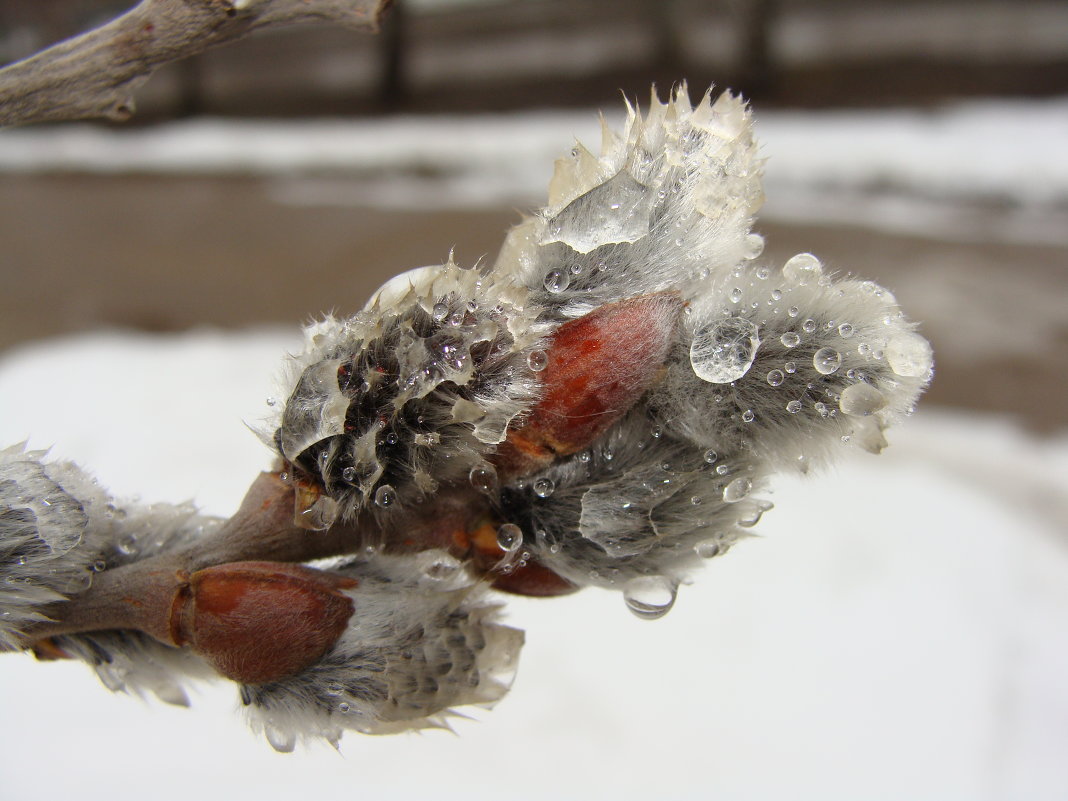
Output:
[0, 0, 391, 128]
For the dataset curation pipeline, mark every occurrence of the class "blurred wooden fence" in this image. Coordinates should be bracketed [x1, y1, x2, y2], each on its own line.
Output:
[1, 0, 1066, 117]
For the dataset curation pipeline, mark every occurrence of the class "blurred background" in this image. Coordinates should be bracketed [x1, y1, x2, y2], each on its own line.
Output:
[1, 1, 1066, 799]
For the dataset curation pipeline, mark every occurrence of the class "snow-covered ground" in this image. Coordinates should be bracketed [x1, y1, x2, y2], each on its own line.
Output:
[0, 327, 1065, 801]
[2, 96, 1067, 245]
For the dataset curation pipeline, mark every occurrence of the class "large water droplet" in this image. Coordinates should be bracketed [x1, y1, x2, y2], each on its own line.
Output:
[722, 476, 752, 503]
[533, 477, 556, 498]
[743, 233, 765, 259]
[543, 269, 570, 293]
[813, 347, 842, 375]
[496, 523, 523, 552]
[690, 317, 761, 383]
[265, 725, 296, 754]
[703, 448, 718, 464]
[374, 484, 397, 508]
[886, 332, 933, 378]
[839, 382, 887, 417]
[786, 400, 803, 414]
[780, 331, 800, 348]
[623, 576, 677, 620]
[766, 369, 784, 386]
[431, 302, 449, 322]
[783, 253, 823, 285]
[469, 463, 499, 493]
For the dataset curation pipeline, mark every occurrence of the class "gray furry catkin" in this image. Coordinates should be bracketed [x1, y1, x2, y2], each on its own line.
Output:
[1, 85, 931, 748]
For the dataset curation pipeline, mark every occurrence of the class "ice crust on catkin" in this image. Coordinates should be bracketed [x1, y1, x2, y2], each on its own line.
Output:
[242, 552, 523, 751]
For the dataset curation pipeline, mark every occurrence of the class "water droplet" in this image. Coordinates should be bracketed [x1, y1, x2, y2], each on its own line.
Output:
[603, 448, 614, 461]
[623, 576, 677, 620]
[741, 409, 755, 423]
[784, 361, 797, 374]
[527, 350, 548, 372]
[690, 317, 761, 383]
[839, 382, 887, 417]
[117, 534, 138, 556]
[788, 306, 799, 317]
[91, 559, 107, 572]
[783, 252, 823, 285]
[744, 233, 766, 259]
[813, 347, 842, 375]
[432, 302, 449, 322]
[814, 401, 829, 417]
[265, 725, 296, 753]
[296, 495, 339, 531]
[786, 400, 803, 414]
[374, 484, 397, 508]
[723, 477, 753, 503]
[533, 477, 556, 498]
[858, 342, 872, 357]
[337, 701, 351, 714]
[729, 287, 743, 303]
[766, 369, 784, 386]
[802, 318, 817, 333]
[703, 448, 718, 464]
[780, 331, 800, 348]
[341, 466, 357, 483]
[569, 263, 584, 276]
[543, 269, 570, 293]
[469, 463, 499, 493]
[771, 289, 782, 301]
[886, 332, 933, 378]
[578, 450, 591, 463]
[384, 432, 399, 446]
[324, 682, 345, 697]
[497, 523, 523, 552]
[695, 540, 722, 558]
[715, 463, 730, 475]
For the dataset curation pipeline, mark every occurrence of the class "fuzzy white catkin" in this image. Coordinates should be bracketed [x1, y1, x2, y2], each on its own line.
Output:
[273, 84, 931, 610]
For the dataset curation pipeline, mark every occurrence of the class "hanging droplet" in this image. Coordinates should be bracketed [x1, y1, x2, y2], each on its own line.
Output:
[543, 269, 570, 293]
[786, 400, 802, 414]
[839, 382, 887, 417]
[722, 476, 752, 503]
[533, 477, 556, 498]
[374, 484, 397, 508]
[886, 332, 933, 378]
[766, 369, 784, 386]
[703, 448, 718, 464]
[780, 331, 800, 348]
[527, 350, 548, 372]
[265, 725, 296, 754]
[783, 253, 823, 285]
[622, 575, 678, 620]
[496, 523, 523, 552]
[469, 463, 499, 493]
[729, 287, 743, 303]
[690, 317, 761, 383]
[813, 347, 842, 375]
[432, 302, 449, 322]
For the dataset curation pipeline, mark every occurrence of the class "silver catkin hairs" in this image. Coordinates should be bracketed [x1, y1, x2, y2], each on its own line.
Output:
[486, 86, 931, 616]
[241, 551, 524, 751]
[0, 444, 223, 701]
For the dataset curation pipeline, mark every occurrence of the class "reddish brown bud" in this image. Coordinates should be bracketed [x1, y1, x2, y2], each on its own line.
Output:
[495, 293, 683, 477]
[172, 562, 356, 685]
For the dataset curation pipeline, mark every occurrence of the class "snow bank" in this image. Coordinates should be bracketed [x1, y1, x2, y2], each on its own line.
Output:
[0, 329, 1065, 800]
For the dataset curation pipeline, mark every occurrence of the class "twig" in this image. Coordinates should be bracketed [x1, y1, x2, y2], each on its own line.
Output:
[0, 0, 390, 128]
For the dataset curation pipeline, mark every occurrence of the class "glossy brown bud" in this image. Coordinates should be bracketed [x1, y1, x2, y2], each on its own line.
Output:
[172, 561, 356, 685]
[495, 292, 683, 477]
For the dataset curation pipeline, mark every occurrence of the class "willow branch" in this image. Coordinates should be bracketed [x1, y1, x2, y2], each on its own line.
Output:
[0, 0, 390, 128]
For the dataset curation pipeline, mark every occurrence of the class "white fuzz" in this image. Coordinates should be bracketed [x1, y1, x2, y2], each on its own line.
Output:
[242, 552, 523, 751]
